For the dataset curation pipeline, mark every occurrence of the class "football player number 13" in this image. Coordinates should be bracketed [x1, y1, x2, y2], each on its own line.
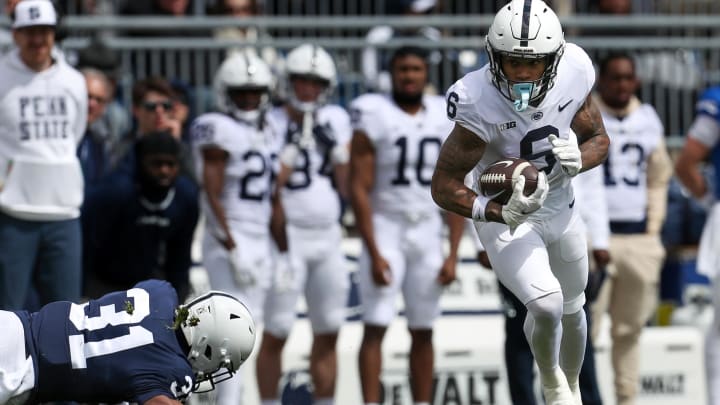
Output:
[67, 288, 154, 369]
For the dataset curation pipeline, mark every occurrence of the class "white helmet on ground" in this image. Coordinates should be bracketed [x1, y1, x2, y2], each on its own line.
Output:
[486, 0, 565, 111]
[180, 291, 256, 392]
[214, 50, 274, 125]
[284, 44, 337, 112]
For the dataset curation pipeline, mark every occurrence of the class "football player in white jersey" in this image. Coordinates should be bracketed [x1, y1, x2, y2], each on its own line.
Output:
[190, 51, 289, 405]
[590, 52, 672, 405]
[430, 1, 610, 404]
[350, 46, 465, 405]
[256, 44, 352, 405]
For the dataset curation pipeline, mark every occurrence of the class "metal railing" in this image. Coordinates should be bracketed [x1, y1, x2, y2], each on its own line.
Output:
[1, 14, 717, 138]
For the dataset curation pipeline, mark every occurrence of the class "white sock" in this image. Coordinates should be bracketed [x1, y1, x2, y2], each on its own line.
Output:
[314, 398, 334, 405]
[560, 309, 587, 386]
[261, 400, 280, 405]
[524, 292, 564, 386]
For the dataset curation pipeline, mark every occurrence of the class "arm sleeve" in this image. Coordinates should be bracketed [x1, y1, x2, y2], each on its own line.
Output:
[646, 137, 673, 235]
[74, 77, 89, 146]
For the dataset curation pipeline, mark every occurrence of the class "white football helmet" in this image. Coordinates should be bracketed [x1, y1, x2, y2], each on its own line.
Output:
[214, 50, 274, 125]
[180, 291, 256, 392]
[284, 44, 337, 113]
[486, 0, 565, 111]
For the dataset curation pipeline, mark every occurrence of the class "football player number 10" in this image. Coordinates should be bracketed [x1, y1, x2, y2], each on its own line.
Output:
[67, 288, 154, 369]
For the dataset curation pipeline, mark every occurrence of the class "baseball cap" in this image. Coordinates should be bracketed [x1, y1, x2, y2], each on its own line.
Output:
[13, 0, 57, 29]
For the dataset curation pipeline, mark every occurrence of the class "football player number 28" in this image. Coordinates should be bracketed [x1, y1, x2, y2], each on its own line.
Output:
[68, 288, 153, 369]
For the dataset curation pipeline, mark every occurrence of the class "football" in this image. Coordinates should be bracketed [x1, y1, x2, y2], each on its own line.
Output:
[478, 157, 539, 205]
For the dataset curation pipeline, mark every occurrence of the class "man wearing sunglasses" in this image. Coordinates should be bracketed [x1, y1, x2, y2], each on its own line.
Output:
[0, 0, 88, 310]
[109, 76, 194, 181]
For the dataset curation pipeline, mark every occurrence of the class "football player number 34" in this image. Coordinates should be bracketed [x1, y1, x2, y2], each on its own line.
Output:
[68, 288, 153, 369]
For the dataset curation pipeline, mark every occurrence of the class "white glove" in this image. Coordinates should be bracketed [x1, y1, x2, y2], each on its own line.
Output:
[548, 130, 582, 177]
[502, 172, 549, 232]
[229, 248, 256, 287]
[698, 191, 715, 211]
[273, 252, 295, 293]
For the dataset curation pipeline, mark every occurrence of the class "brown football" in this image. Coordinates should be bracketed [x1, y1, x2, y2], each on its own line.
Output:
[478, 157, 539, 205]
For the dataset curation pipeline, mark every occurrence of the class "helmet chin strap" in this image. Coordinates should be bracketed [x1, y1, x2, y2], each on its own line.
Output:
[512, 82, 533, 112]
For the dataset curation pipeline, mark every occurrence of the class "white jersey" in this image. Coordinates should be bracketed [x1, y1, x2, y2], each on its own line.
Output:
[601, 104, 664, 222]
[447, 43, 595, 216]
[572, 166, 610, 249]
[350, 93, 453, 217]
[0, 49, 87, 221]
[267, 105, 351, 227]
[191, 112, 283, 234]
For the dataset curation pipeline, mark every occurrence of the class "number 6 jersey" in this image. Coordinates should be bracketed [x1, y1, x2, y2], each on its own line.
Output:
[14, 280, 194, 404]
[446, 43, 596, 215]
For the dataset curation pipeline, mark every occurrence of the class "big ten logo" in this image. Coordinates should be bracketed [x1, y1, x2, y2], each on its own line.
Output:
[280, 370, 314, 405]
[381, 368, 501, 405]
[18, 95, 71, 141]
[639, 373, 685, 396]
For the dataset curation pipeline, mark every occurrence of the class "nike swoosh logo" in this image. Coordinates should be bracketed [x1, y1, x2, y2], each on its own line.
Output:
[493, 160, 514, 168]
[558, 99, 573, 112]
[487, 190, 505, 200]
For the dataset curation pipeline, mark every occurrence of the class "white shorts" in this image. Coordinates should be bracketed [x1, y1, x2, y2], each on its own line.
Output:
[202, 227, 297, 338]
[287, 223, 350, 334]
[0, 311, 35, 405]
[475, 203, 588, 314]
[358, 211, 444, 329]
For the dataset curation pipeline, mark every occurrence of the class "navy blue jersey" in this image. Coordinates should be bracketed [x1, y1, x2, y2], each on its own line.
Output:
[16, 279, 194, 404]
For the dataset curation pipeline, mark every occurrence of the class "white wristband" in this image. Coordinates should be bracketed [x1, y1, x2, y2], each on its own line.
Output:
[472, 195, 491, 222]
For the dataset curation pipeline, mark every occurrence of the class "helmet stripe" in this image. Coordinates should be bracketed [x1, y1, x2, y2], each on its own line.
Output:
[520, 0, 532, 47]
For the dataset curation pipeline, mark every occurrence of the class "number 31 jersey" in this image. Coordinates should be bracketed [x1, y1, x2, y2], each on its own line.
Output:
[16, 280, 193, 404]
[446, 43, 595, 215]
[350, 93, 453, 217]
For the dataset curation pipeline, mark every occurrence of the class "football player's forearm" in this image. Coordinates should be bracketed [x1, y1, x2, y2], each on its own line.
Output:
[270, 197, 288, 251]
[430, 170, 475, 218]
[578, 133, 610, 171]
[205, 193, 232, 240]
[351, 188, 381, 258]
[572, 96, 610, 171]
